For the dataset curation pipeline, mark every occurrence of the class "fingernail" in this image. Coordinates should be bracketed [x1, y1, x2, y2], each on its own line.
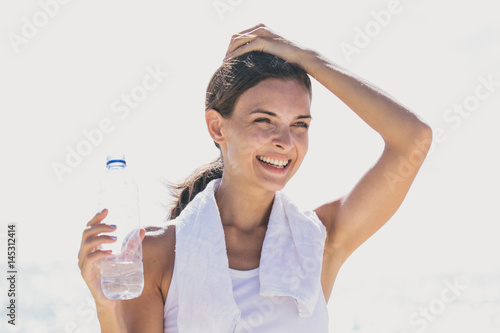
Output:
[110, 236, 117, 240]
[109, 224, 116, 229]
[99, 208, 106, 214]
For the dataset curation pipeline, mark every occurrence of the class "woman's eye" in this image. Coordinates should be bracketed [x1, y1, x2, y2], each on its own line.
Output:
[294, 122, 309, 129]
[254, 118, 271, 124]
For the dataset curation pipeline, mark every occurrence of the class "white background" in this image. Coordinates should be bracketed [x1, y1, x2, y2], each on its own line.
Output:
[0, 0, 499, 332]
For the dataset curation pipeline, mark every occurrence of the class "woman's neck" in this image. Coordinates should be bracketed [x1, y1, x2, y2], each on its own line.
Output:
[215, 176, 275, 233]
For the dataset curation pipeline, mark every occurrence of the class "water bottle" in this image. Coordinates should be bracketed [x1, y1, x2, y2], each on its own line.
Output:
[97, 153, 144, 300]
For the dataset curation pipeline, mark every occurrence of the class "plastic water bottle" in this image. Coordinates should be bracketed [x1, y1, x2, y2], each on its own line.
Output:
[97, 154, 144, 300]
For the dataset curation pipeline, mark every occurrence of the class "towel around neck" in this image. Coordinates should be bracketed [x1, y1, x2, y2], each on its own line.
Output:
[174, 178, 327, 332]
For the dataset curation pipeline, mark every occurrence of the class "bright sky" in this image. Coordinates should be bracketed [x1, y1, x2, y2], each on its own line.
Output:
[0, 0, 499, 331]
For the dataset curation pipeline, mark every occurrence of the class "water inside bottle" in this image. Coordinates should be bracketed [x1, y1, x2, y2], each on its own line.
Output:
[100, 261, 144, 300]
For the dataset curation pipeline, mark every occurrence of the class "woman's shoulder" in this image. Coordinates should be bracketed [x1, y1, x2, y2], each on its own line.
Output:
[144, 222, 176, 239]
[140, 223, 177, 302]
[142, 223, 176, 295]
[142, 223, 176, 264]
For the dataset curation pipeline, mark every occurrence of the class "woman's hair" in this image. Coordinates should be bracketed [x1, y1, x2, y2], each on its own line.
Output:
[167, 51, 311, 220]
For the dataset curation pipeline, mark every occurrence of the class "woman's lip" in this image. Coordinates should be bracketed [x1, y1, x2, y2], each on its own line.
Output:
[256, 155, 291, 163]
[256, 156, 291, 173]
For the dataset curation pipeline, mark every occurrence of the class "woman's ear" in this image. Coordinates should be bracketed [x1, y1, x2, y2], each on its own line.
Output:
[205, 109, 226, 145]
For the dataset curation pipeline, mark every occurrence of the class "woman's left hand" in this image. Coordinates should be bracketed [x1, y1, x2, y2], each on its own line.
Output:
[223, 24, 315, 68]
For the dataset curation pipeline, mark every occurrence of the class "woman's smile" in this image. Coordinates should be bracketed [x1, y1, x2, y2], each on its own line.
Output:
[256, 155, 291, 169]
[256, 155, 292, 174]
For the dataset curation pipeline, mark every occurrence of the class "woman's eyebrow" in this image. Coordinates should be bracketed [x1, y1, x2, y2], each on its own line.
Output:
[249, 109, 312, 120]
[249, 109, 276, 117]
[297, 114, 312, 120]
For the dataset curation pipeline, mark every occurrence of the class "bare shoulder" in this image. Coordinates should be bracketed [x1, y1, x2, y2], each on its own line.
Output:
[142, 223, 176, 300]
[143, 224, 176, 253]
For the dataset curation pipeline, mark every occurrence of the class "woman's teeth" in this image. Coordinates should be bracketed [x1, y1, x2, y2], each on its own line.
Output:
[257, 156, 289, 168]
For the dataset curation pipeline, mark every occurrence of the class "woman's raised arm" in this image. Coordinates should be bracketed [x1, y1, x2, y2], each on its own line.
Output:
[224, 23, 432, 267]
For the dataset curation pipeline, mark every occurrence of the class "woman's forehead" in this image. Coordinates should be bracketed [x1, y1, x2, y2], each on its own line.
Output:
[234, 78, 311, 116]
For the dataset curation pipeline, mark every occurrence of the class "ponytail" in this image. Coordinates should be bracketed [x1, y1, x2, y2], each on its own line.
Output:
[166, 156, 223, 220]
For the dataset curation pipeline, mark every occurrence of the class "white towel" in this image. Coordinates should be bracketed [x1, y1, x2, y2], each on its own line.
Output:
[174, 178, 327, 332]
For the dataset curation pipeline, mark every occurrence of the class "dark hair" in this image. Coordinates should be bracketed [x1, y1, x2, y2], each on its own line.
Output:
[167, 51, 311, 220]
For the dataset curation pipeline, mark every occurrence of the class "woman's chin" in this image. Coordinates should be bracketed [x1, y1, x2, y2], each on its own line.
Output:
[256, 176, 289, 193]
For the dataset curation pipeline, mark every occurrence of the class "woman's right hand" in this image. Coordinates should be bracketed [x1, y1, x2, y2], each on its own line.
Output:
[78, 209, 118, 308]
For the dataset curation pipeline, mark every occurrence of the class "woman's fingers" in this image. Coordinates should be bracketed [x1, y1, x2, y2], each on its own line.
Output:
[231, 23, 267, 37]
[79, 211, 145, 272]
[78, 234, 116, 269]
[224, 24, 309, 68]
[80, 223, 116, 252]
[78, 216, 117, 269]
[87, 208, 108, 227]
[82, 223, 116, 242]
[84, 234, 117, 252]
[77, 211, 125, 306]
[228, 23, 268, 47]
[225, 24, 273, 56]
[224, 24, 285, 61]
[80, 248, 112, 272]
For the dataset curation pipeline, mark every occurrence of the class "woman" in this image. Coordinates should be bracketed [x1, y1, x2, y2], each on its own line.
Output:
[78, 24, 432, 332]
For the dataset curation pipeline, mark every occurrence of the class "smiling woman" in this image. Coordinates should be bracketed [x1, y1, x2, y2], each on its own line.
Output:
[209, 78, 311, 194]
[77, 24, 432, 333]
[167, 51, 313, 219]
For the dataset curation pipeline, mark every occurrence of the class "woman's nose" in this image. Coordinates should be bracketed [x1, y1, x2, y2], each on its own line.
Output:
[273, 127, 294, 150]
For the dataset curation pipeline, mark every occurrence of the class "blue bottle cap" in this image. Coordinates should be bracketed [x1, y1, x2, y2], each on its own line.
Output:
[106, 153, 126, 166]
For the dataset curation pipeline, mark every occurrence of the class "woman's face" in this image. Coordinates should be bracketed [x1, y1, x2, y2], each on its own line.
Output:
[220, 78, 311, 192]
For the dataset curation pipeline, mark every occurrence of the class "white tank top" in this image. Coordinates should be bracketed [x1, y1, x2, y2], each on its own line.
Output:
[164, 259, 329, 332]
